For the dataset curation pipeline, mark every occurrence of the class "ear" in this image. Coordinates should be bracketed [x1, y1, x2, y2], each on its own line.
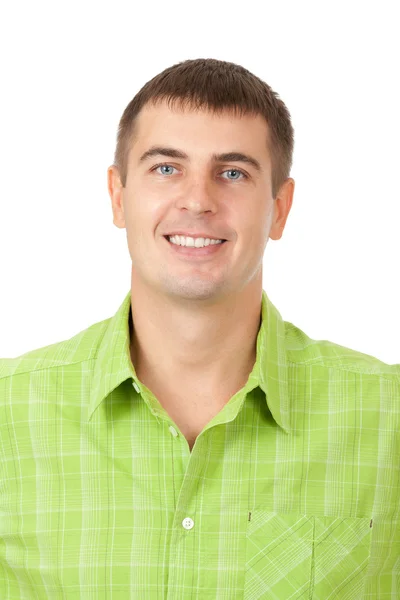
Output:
[269, 178, 295, 241]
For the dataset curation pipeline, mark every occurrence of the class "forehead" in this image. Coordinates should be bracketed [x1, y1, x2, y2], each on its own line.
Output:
[132, 101, 270, 163]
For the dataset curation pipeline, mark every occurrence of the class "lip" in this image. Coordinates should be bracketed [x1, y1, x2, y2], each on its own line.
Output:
[163, 235, 228, 258]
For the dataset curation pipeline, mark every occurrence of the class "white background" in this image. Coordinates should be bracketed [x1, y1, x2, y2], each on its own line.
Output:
[0, 1, 398, 364]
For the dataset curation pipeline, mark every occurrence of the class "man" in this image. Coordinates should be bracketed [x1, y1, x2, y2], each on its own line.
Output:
[1, 58, 399, 598]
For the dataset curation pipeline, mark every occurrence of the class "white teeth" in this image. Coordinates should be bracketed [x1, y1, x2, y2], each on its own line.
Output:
[168, 235, 223, 248]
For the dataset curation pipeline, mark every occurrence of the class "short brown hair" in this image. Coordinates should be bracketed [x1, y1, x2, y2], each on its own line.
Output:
[113, 58, 294, 199]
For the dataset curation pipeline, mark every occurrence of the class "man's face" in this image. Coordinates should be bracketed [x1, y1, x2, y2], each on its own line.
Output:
[109, 100, 293, 304]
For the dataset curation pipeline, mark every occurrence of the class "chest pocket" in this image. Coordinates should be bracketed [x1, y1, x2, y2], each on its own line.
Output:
[244, 511, 373, 599]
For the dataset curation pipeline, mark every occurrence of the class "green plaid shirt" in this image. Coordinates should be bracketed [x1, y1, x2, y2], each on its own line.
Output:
[1, 289, 399, 599]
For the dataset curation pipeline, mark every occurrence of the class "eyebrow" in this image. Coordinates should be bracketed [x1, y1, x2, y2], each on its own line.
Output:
[138, 145, 262, 172]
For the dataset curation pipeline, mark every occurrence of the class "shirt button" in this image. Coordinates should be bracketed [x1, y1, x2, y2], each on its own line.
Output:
[169, 425, 179, 437]
[182, 518, 194, 530]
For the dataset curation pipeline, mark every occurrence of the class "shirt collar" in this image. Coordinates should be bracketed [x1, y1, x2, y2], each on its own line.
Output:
[88, 289, 291, 433]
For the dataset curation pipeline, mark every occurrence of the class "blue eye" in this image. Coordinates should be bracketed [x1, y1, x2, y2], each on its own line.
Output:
[156, 165, 176, 176]
[220, 169, 246, 180]
[151, 163, 247, 180]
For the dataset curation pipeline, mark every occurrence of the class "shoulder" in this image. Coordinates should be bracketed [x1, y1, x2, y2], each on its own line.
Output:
[0, 316, 111, 382]
[283, 319, 400, 384]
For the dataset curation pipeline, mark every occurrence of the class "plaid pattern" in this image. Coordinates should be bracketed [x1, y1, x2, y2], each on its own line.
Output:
[0, 288, 399, 599]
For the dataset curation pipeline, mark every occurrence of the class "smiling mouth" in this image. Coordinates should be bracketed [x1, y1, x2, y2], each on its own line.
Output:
[163, 235, 227, 246]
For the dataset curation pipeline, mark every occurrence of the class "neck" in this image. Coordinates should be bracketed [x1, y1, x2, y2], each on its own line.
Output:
[128, 281, 262, 392]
